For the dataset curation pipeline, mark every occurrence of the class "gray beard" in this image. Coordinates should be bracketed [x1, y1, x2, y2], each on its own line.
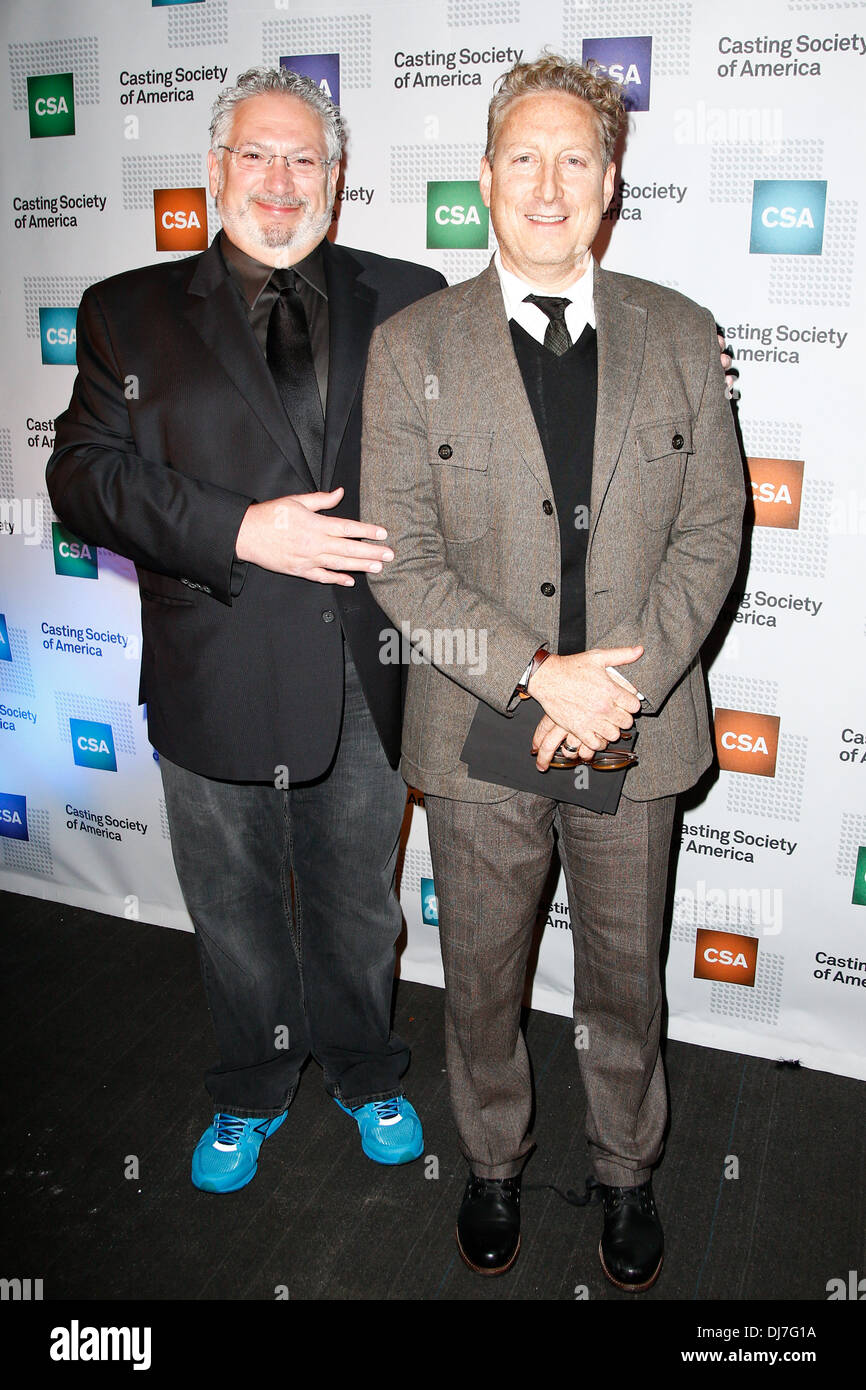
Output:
[218, 185, 334, 252]
[256, 207, 331, 248]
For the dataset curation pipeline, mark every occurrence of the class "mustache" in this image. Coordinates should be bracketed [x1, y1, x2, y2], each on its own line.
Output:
[248, 194, 308, 210]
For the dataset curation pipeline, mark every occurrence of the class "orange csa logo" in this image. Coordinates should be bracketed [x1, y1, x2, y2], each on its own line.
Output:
[694, 929, 758, 986]
[153, 187, 208, 250]
[747, 458, 804, 529]
[714, 709, 780, 776]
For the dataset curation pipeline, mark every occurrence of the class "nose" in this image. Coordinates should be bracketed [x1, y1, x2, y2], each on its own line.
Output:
[535, 157, 562, 204]
[263, 157, 295, 193]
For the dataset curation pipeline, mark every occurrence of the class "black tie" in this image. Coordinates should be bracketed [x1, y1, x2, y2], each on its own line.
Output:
[524, 294, 573, 356]
[266, 269, 324, 485]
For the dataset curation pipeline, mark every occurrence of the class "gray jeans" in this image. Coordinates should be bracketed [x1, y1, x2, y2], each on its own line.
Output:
[160, 646, 410, 1117]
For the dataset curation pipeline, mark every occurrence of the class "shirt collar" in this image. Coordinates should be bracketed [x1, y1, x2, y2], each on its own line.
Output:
[493, 249, 595, 347]
[219, 230, 328, 309]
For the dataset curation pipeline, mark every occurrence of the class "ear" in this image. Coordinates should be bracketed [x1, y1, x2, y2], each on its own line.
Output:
[479, 155, 493, 209]
[602, 161, 616, 213]
[206, 148, 221, 200]
[328, 159, 340, 199]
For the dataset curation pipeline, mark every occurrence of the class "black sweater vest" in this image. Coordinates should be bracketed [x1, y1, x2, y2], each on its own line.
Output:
[510, 320, 597, 655]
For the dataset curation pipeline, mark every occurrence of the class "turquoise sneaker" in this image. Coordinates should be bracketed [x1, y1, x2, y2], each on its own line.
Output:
[335, 1095, 424, 1165]
[191, 1111, 287, 1193]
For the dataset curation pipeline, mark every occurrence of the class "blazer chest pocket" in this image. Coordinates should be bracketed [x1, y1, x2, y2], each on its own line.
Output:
[636, 418, 693, 529]
[429, 430, 492, 542]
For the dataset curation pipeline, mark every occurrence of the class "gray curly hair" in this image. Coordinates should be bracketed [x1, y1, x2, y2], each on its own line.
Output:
[209, 66, 343, 163]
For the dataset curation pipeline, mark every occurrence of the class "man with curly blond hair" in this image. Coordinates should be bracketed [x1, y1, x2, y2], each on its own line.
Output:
[362, 56, 744, 1287]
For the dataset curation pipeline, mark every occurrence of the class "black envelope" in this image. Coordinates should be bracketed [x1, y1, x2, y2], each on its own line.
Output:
[460, 696, 638, 813]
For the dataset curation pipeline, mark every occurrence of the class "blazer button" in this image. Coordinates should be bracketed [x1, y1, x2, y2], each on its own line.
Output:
[672, 433, 684, 450]
[541, 582, 556, 597]
[542, 499, 554, 515]
[322, 609, 335, 623]
[438, 443, 453, 459]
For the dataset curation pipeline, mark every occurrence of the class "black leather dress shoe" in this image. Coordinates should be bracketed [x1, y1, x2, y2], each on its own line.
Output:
[597, 1179, 663, 1292]
[456, 1172, 521, 1275]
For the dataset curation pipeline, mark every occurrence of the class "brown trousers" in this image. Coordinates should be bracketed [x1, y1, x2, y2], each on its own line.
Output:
[424, 790, 676, 1186]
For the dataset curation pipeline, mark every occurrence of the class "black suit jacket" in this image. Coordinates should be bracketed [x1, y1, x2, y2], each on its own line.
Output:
[46, 236, 445, 781]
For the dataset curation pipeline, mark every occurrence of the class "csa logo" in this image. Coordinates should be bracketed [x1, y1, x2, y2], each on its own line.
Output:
[581, 37, 652, 111]
[747, 458, 804, 529]
[27, 73, 75, 138]
[715, 709, 780, 777]
[853, 848, 866, 907]
[52, 522, 98, 579]
[0, 792, 29, 841]
[281, 53, 340, 105]
[427, 181, 489, 249]
[152, 1, 204, 6]
[0, 612, 10, 662]
[70, 718, 117, 772]
[694, 928, 758, 986]
[153, 187, 208, 251]
[420, 877, 439, 926]
[39, 308, 77, 366]
[750, 180, 826, 255]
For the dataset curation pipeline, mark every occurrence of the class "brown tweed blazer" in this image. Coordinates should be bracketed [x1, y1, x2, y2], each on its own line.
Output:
[360, 258, 745, 802]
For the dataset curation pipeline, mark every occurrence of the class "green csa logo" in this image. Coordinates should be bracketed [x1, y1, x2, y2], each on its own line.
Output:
[427, 181, 489, 249]
[52, 522, 98, 579]
[27, 73, 75, 138]
[853, 847, 866, 907]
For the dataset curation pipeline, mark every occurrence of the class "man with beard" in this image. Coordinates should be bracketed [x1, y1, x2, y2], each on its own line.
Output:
[47, 68, 445, 1192]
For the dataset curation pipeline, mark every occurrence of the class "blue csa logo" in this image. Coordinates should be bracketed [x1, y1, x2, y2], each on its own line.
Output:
[750, 181, 826, 255]
[281, 53, 340, 105]
[0, 792, 28, 840]
[420, 877, 439, 926]
[40, 307, 77, 365]
[70, 718, 117, 771]
[152, 2, 203, 7]
[0, 613, 10, 662]
[581, 37, 652, 111]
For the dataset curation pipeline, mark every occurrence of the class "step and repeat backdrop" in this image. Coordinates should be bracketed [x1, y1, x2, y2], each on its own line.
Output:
[1, 0, 864, 1079]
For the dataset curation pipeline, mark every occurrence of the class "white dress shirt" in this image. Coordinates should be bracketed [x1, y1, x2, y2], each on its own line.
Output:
[495, 250, 645, 707]
[493, 248, 595, 345]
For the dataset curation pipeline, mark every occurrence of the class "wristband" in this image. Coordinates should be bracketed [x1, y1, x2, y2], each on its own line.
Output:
[515, 646, 550, 700]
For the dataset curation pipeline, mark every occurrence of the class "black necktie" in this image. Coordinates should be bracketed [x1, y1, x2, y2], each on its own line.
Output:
[266, 269, 324, 484]
[524, 294, 573, 356]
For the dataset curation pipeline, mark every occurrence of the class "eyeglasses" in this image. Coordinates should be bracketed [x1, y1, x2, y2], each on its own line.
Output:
[532, 729, 639, 772]
[218, 145, 334, 177]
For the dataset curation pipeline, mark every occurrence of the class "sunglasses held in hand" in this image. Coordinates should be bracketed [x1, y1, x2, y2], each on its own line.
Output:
[531, 728, 639, 771]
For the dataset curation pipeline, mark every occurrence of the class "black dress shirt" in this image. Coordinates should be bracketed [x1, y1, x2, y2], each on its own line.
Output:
[219, 230, 330, 412]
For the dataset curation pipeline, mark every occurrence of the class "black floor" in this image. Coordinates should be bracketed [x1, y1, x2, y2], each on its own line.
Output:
[2, 888, 864, 1307]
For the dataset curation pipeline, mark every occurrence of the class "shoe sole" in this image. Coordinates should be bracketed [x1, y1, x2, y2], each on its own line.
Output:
[598, 1240, 663, 1292]
[361, 1137, 424, 1165]
[191, 1164, 258, 1194]
[456, 1228, 521, 1277]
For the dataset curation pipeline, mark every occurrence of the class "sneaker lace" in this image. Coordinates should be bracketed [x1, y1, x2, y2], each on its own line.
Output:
[214, 1114, 245, 1147]
[371, 1098, 401, 1123]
